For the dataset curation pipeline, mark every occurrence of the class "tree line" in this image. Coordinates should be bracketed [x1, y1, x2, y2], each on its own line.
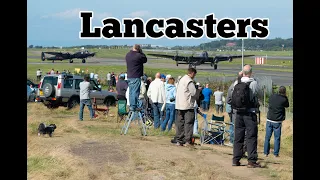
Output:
[28, 38, 292, 51]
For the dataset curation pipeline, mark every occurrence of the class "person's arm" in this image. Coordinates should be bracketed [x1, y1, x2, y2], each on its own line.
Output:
[188, 82, 196, 96]
[141, 82, 146, 95]
[284, 96, 290, 108]
[161, 82, 166, 102]
[140, 53, 148, 64]
[147, 82, 152, 98]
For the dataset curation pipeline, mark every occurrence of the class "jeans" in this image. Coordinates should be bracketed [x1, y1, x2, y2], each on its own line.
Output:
[193, 106, 199, 135]
[161, 103, 175, 131]
[202, 101, 210, 111]
[233, 112, 258, 163]
[152, 102, 163, 129]
[127, 78, 141, 111]
[228, 113, 234, 144]
[264, 121, 282, 156]
[215, 104, 223, 113]
[79, 99, 94, 120]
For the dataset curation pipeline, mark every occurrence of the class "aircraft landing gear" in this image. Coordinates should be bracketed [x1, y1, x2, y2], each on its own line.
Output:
[69, 59, 73, 63]
[210, 62, 213, 67]
[176, 61, 179, 66]
[82, 59, 86, 63]
[52, 60, 54, 63]
[213, 64, 217, 70]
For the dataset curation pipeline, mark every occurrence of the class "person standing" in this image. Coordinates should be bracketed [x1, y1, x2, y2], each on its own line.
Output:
[147, 72, 166, 129]
[193, 83, 204, 136]
[116, 74, 128, 100]
[125, 44, 148, 111]
[79, 76, 95, 121]
[201, 84, 213, 111]
[213, 86, 224, 114]
[161, 77, 176, 131]
[230, 64, 261, 168]
[175, 68, 197, 146]
[264, 86, 289, 157]
[106, 72, 111, 85]
[36, 69, 42, 81]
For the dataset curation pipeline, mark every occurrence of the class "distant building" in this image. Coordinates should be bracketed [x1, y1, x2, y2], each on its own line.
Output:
[226, 42, 236, 47]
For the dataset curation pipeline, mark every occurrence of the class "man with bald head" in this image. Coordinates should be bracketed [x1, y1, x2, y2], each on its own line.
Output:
[125, 44, 148, 111]
[228, 64, 262, 168]
[147, 72, 166, 129]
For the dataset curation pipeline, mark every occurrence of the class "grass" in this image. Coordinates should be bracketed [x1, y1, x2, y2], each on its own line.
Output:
[27, 102, 292, 180]
[27, 63, 235, 81]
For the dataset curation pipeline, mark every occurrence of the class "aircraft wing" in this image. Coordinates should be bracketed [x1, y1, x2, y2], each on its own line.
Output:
[147, 53, 176, 59]
[42, 52, 64, 56]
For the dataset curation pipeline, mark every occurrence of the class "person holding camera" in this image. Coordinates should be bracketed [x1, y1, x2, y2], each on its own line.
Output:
[161, 77, 176, 131]
[125, 44, 148, 111]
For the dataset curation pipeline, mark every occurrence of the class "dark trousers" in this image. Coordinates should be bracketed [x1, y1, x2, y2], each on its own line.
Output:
[175, 109, 195, 144]
[233, 112, 258, 163]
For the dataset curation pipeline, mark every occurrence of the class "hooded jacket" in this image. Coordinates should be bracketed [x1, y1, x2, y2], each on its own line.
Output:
[165, 84, 176, 104]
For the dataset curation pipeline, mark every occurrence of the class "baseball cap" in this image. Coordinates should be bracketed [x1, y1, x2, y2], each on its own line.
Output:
[196, 82, 200, 86]
[166, 74, 172, 79]
[160, 74, 166, 79]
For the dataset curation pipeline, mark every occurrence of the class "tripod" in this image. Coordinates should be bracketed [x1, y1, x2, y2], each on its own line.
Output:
[120, 109, 147, 136]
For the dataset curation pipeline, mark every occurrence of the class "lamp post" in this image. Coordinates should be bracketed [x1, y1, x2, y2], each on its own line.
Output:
[241, 39, 244, 69]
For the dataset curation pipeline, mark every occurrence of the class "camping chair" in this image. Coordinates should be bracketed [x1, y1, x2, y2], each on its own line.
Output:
[117, 99, 128, 123]
[200, 113, 234, 146]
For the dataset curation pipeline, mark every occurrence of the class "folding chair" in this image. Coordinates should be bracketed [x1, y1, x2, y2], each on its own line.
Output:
[117, 100, 128, 123]
[200, 113, 234, 146]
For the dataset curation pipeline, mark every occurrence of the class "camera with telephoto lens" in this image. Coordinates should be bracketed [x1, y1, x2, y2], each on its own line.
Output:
[170, 98, 175, 102]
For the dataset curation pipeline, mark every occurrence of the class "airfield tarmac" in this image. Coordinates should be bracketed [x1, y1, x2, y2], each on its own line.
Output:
[28, 56, 293, 86]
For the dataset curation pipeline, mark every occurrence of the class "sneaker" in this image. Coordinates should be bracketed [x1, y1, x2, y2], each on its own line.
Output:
[232, 162, 241, 166]
[176, 142, 183, 146]
[264, 154, 268, 157]
[247, 162, 262, 168]
[274, 154, 279, 157]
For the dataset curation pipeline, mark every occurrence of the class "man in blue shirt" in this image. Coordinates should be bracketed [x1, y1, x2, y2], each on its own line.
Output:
[201, 84, 213, 111]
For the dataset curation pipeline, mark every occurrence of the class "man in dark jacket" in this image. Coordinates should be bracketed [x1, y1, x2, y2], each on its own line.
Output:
[116, 74, 128, 100]
[125, 44, 148, 111]
[263, 86, 289, 157]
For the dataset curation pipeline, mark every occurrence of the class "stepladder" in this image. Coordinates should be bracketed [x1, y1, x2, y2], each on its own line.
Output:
[120, 110, 147, 136]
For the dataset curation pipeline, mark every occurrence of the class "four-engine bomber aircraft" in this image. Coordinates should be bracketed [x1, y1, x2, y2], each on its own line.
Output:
[148, 51, 255, 69]
[41, 50, 96, 63]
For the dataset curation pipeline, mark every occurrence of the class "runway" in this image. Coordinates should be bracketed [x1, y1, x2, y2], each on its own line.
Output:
[28, 56, 293, 86]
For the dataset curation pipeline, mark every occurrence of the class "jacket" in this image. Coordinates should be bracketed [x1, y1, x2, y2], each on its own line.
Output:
[165, 84, 176, 104]
[175, 75, 197, 110]
[267, 93, 289, 122]
[147, 78, 166, 104]
[125, 50, 147, 78]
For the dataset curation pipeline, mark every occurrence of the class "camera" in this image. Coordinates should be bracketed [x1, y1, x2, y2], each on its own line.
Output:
[170, 98, 175, 102]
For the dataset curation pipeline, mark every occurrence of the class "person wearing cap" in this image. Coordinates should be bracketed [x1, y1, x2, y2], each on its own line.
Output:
[116, 74, 128, 100]
[165, 74, 172, 88]
[160, 74, 166, 82]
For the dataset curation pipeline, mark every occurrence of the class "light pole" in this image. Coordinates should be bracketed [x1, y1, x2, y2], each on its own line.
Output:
[241, 39, 244, 69]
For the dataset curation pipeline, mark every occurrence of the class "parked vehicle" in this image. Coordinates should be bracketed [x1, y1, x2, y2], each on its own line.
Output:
[37, 73, 117, 109]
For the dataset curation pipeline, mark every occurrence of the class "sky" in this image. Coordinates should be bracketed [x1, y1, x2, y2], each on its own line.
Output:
[27, 0, 293, 47]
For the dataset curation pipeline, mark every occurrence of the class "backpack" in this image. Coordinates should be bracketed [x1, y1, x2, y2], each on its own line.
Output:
[231, 77, 253, 112]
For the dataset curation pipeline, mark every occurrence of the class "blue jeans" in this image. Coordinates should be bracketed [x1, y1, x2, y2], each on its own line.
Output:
[264, 121, 282, 156]
[202, 101, 210, 111]
[161, 103, 175, 131]
[215, 104, 223, 113]
[127, 78, 141, 111]
[152, 102, 163, 129]
[228, 113, 234, 144]
[193, 106, 199, 134]
[79, 99, 94, 120]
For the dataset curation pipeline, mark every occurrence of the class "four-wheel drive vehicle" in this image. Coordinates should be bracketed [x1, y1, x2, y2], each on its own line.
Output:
[37, 74, 117, 109]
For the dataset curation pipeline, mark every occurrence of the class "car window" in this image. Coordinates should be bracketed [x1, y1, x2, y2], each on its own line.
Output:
[41, 76, 58, 88]
[63, 79, 73, 89]
[75, 79, 83, 89]
[27, 79, 33, 86]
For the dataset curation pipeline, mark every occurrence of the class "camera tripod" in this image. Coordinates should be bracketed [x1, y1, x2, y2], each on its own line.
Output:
[120, 109, 147, 136]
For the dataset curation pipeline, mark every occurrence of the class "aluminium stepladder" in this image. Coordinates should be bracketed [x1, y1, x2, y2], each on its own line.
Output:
[120, 109, 147, 136]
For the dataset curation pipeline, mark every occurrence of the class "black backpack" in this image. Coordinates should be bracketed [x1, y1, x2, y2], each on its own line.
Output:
[231, 77, 253, 112]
